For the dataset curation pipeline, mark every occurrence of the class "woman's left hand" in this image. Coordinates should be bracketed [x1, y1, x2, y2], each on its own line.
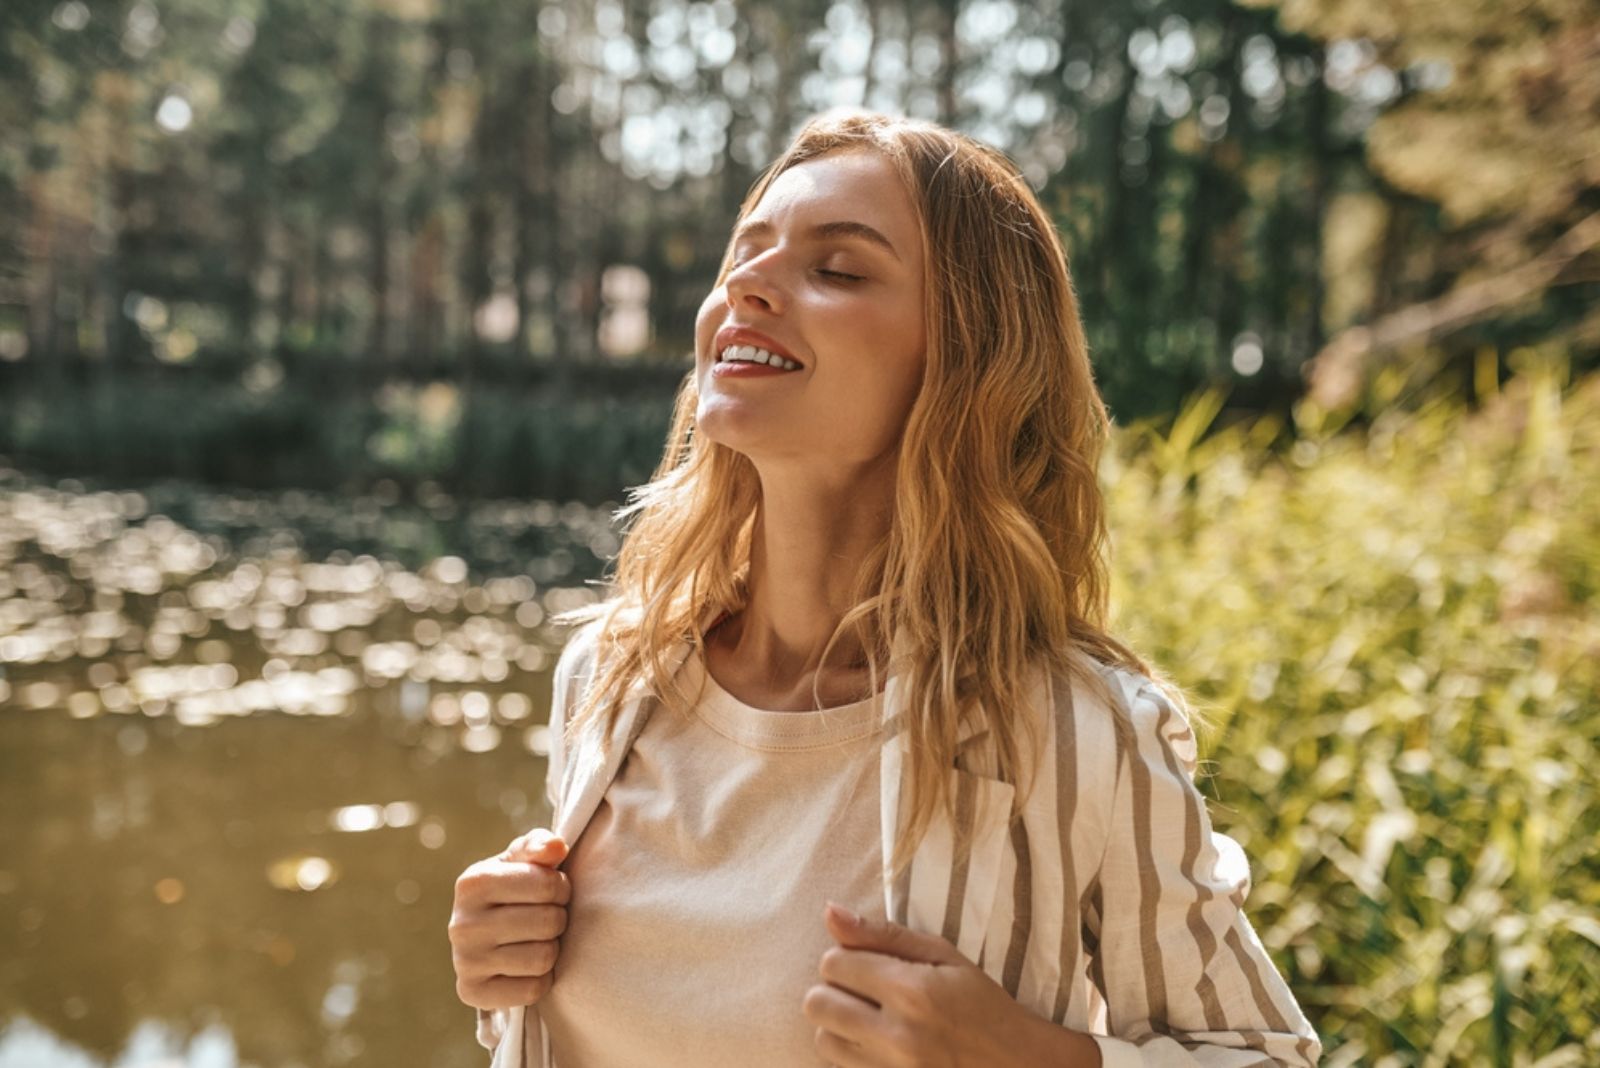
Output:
[802, 902, 1090, 1068]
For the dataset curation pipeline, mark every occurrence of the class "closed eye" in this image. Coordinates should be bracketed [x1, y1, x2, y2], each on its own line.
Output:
[818, 269, 864, 282]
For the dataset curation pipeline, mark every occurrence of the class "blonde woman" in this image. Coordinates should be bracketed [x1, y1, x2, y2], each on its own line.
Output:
[448, 111, 1321, 1068]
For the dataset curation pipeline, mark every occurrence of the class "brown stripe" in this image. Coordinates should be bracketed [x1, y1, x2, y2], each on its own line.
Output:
[1165, 1028, 1279, 1052]
[1141, 686, 1225, 1028]
[1083, 880, 1108, 1026]
[1001, 816, 1032, 996]
[1050, 676, 1081, 1024]
[889, 767, 911, 925]
[1127, 700, 1169, 1023]
[1193, 1030, 1290, 1065]
[1079, 677, 1122, 1030]
[1080, 884, 1099, 959]
[940, 770, 977, 944]
[1135, 1032, 1276, 1065]
[1222, 925, 1295, 1034]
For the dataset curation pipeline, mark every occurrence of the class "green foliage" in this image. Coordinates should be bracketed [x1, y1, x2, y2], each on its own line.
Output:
[1105, 353, 1600, 1064]
[0, 375, 677, 502]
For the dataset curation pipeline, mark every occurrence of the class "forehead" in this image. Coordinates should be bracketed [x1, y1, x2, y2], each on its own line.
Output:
[742, 149, 921, 259]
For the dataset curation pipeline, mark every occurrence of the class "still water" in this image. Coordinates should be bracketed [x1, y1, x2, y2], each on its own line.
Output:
[1, 471, 618, 1066]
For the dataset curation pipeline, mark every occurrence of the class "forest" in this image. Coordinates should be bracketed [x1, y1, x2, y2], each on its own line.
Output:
[3, 0, 1594, 497]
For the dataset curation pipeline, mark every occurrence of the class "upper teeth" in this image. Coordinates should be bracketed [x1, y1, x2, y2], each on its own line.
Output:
[719, 345, 800, 370]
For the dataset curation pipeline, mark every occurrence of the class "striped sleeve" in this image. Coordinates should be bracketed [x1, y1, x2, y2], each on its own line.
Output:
[1086, 681, 1321, 1068]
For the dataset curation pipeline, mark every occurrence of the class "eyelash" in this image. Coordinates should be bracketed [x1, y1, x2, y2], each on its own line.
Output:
[728, 258, 864, 284]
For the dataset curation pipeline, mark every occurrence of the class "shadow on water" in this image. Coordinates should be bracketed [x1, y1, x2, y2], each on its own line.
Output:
[0, 469, 616, 1066]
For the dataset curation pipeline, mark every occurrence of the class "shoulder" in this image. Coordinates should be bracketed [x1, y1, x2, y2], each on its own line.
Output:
[554, 617, 606, 679]
[547, 616, 608, 720]
[1040, 652, 1199, 780]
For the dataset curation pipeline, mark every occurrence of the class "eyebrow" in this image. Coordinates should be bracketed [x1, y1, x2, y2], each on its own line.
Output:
[732, 218, 902, 262]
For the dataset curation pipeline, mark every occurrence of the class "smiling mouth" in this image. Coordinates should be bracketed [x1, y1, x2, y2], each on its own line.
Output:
[715, 344, 802, 371]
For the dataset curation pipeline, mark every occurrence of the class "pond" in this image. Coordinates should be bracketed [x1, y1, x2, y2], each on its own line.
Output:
[0, 470, 620, 1066]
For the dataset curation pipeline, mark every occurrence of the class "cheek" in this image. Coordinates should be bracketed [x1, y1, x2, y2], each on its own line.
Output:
[876, 292, 925, 374]
[824, 308, 925, 419]
[891, 355, 926, 427]
[694, 291, 725, 354]
[887, 324, 927, 411]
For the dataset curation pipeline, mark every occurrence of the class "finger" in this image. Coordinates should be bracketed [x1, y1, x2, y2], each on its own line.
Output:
[818, 945, 917, 1008]
[459, 972, 552, 1010]
[485, 902, 568, 944]
[455, 937, 560, 983]
[489, 938, 561, 979]
[824, 902, 966, 966]
[455, 860, 571, 908]
[500, 829, 569, 865]
[479, 862, 572, 906]
[814, 1026, 879, 1068]
[802, 981, 883, 1049]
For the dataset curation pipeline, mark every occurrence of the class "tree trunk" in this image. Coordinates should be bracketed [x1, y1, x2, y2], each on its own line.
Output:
[938, 0, 959, 123]
[366, 15, 395, 365]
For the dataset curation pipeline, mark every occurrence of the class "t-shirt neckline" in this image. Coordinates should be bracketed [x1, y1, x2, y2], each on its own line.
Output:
[684, 650, 883, 752]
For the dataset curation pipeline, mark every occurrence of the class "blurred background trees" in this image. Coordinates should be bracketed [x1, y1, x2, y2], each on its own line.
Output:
[1247, 0, 1600, 409]
[4, 0, 1593, 500]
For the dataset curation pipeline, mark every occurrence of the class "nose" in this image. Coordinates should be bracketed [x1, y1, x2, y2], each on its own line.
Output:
[724, 256, 785, 315]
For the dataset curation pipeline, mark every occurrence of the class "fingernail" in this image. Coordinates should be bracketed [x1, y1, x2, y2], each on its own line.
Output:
[528, 829, 554, 850]
[826, 902, 861, 927]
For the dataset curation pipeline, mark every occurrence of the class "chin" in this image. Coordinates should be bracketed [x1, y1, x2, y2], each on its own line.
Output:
[696, 406, 800, 462]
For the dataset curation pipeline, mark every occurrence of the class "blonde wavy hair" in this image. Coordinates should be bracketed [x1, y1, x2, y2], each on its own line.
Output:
[558, 109, 1190, 878]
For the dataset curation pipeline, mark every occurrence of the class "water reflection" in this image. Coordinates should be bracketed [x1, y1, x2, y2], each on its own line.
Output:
[1, 471, 606, 1065]
[0, 1016, 238, 1067]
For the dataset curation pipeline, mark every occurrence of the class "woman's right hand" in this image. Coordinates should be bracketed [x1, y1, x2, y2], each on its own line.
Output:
[449, 828, 571, 1010]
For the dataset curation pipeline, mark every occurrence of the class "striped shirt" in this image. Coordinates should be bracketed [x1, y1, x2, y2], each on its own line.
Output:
[476, 618, 1321, 1067]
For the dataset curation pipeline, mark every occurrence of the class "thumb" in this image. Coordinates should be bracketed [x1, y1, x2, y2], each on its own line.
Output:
[500, 828, 568, 866]
[823, 902, 966, 966]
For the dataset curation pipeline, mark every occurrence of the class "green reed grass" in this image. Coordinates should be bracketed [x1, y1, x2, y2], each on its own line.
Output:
[1103, 346, 1599, 1066]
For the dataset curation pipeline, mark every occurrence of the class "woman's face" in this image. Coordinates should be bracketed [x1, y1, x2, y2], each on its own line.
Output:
[693, 148, 927, 478]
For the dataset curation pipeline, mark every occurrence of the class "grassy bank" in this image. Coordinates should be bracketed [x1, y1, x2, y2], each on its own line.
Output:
[1105, 347, 1598, 1064]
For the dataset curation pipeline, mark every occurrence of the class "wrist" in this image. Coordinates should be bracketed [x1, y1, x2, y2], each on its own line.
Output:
[1018, 1011, 1103, 1067]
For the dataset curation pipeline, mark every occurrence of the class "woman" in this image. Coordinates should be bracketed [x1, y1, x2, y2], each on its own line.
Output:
[449, 110, 1321, 1067]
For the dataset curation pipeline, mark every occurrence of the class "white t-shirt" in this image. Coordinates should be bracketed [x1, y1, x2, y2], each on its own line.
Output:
[539, 650, 887, 1068]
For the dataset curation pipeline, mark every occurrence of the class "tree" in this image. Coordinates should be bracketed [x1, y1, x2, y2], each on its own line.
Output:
[1243, 0, 1600, 407]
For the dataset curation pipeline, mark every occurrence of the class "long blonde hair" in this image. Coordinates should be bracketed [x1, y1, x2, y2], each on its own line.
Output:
[558, 109, 1188, 877]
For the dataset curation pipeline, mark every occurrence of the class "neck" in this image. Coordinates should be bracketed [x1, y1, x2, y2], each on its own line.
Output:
[717, 457, 894, 690]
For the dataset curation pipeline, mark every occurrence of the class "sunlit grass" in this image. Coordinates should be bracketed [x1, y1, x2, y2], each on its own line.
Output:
[1104, 348, 1599, 1066]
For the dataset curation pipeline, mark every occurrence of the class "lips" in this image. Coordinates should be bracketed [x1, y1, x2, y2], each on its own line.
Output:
[712, 325, 802, 367]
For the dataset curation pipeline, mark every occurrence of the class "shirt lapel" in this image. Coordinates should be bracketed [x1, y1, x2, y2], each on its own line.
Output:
[550, 615, 708, 846]
[513, 616, 710, 1068]
[879, 629, 1015, 966]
